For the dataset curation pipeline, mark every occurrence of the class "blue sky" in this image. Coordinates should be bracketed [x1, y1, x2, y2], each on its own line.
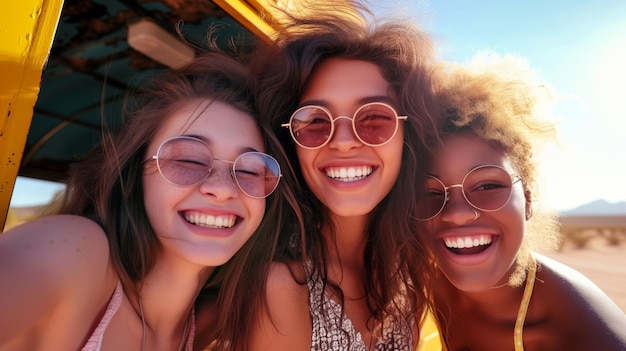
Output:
[387, 0, 626, 211]
[9, 0, 626, 211]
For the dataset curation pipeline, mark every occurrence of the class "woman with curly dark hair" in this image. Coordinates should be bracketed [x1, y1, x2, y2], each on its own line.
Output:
[247, 2, 440, 349]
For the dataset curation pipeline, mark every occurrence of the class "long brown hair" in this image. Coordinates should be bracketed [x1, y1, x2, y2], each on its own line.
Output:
[252, 0, 439, 345]
[58, 50, 304, 348]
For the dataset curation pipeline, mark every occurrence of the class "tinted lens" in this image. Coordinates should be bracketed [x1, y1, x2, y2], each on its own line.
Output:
[155, 137, 281, 198]
[290, 106, 332, 148]
[463, 166, 514, 211]
[233, 152, 281, 198]
[416, 176, 447, 220]
[156, 137, 212, 185]
[415, 165, 515, 220]
[354, 103, 399, 145]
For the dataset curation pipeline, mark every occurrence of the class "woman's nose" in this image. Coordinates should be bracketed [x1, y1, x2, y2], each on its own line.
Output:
[199, 166, 239, 200]
[327, 116, 361, 151]
[439, 187, 477, 225]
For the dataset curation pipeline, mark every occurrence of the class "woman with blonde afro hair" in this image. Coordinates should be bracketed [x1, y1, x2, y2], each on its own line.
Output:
[419, 53, 626, 350]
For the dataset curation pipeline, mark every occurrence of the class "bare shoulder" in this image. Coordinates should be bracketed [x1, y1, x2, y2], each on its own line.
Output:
[264, 261, 310, 325]
[0, 214, 111, 277]
[534, 253, 626, 349]
[535, 254, 623, 313]
[0, 215, 116, 348]
[248, 261, 311, 351]
[266, 261, 308, 294]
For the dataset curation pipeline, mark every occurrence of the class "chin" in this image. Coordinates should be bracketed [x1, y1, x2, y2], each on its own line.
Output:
[440, 269, 497, 293]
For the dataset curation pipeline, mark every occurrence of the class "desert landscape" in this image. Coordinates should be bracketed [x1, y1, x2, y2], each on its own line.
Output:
[548, 243, 626, 312]
[548, 214, 626, 312]
[547, 236, 626, 313]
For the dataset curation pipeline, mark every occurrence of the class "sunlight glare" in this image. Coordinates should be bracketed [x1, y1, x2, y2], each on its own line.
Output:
[594, 42, 626, 117]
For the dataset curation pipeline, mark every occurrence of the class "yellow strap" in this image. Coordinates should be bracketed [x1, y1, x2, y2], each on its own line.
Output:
[514, 256, 537, 351]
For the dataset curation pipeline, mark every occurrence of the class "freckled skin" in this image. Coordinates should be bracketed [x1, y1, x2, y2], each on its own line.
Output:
[0, 100, 270, 350]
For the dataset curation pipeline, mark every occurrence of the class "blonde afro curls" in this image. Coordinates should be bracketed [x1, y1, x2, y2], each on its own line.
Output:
[433, 52, 561, 285]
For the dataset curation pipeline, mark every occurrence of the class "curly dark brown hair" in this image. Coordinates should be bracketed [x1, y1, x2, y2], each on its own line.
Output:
[250, 0, 441, 347]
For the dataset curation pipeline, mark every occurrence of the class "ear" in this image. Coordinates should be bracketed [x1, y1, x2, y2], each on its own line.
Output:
[524, 189, 533, 220]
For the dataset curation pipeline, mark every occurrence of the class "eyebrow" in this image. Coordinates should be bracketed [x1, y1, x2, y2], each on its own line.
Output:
[427, 164, 514, 178]
[183, 134, 260, 154]
[298, 95, 398, 110]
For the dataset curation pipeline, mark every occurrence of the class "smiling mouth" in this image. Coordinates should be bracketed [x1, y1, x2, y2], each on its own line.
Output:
[324, 166, 373, 182]
[183, 212, 237, 228]
[443, 234, 494, 255]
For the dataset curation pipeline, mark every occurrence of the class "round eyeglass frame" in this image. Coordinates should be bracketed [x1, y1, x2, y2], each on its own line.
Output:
[148, 135, 282, 199]
[281, 101, 407, 149]
[417, 164, 522, 221]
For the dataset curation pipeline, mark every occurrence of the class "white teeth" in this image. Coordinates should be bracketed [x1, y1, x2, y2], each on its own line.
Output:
[465, 238, 473, 247]
[444, 235, 492, 249]
[184, 212, 236, 228]
[326, 166, 372, 182]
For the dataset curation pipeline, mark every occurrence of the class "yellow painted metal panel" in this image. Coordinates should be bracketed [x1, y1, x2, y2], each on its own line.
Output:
[212, 0, 278, 42]
[0, 0, 64, 230]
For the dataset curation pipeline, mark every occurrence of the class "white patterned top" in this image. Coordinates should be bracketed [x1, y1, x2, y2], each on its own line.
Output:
[307, 272, 414, 351]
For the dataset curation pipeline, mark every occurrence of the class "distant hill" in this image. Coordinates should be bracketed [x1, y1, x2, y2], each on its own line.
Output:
[562, 200, 626, 216]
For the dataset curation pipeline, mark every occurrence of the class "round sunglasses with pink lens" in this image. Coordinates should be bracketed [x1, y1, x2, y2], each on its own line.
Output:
[416, 164, 521, 221]
[148, 136, 282, 198]
[282, 102, 407, 149]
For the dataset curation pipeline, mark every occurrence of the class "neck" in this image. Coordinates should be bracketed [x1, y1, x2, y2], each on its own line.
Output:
[324, 213, 369, 265]
[138, 297, 191, 351]
[436, 269, 529, 322]
[136, 259, 211, 344]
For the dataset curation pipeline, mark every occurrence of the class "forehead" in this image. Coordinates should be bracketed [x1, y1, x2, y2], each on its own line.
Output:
[429, 132, 512, 175]
[300, 58, 390, 107]
[152, 99, 263, 153]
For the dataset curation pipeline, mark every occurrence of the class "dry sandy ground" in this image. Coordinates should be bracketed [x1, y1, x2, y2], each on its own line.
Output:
[545, 240, 626, 313]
